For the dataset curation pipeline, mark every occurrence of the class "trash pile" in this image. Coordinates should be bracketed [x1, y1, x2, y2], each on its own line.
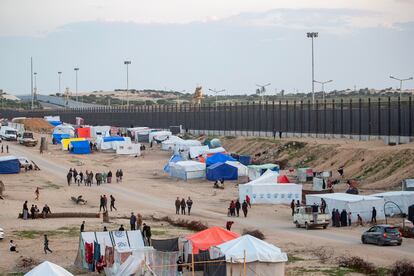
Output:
[14, 118, 53, 133]
[14, 257, 40, 273]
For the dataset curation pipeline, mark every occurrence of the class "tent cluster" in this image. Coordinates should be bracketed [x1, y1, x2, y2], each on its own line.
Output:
[0, 156, 37, 174]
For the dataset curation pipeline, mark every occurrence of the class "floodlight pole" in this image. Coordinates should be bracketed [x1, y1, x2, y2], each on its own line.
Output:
[307, 32, 318, 104]
[389, 75, 413, 96]
[58, 71, 62, 95]
[30, 57, 34, 109]
[124, 60, 131, 107]
[74, 68, 79, 103]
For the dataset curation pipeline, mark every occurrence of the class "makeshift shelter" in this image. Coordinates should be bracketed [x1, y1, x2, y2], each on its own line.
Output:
[211, 235, 288, 276]
[189, 145, 210, 158]
[205, 147, 226, 156]
[185, 226, 240, 254]
[207, 162, 238, 181]
[44, 116, 62, 127]
[173, 139, 202, 153]
[25, 261, 73, 276]
[248, 164, 280, 180]
[61, 138, 86, 151]
[371, 191, 414, 215]
[52, 125, 75, 143]
[402, 179, 414, 191]
[69, 140, 91, 154]
[277, 175, 290, 183]
[206, 152, 236, 166]
[161, 136, 183, 151]
[115, 143, 140, 155]
[0, 156, 20, 174]
[306, 193, 386, 221]
[96, 136, 126, 151]
[226, 161, 248, 177]
[149, 130, 172, 143]
[90, 126, 111, 138]
[77, 127, 91, 138]
[297, 167, 313, 182]
[163, 154, 184, 173]
[169, 161, 206, 180]
[238, 155, 251, 166]
[239, 170, 302, 204]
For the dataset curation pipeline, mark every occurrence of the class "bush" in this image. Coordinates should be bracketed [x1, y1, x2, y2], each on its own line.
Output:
[338, 256, 377, 275]
[242, 229, 265, 240]
[150, 215, 208, 232]
[390, 260, 414, 276]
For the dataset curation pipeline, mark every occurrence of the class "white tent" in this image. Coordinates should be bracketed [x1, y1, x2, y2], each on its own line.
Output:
[226, 161, 248, 177]
[53, 124, 75, 136]
[25, 261, 73, 276]
[149, 130, 172, 143]
[371, 191, 414, 215]
[306, 193, 386, 221]
[116, 143, 141, 155]
[189, 145, 210, 158]
[211, 235, 287, 276]
[174, 139, 202, 152]
[205, 147, 226, 156]
[169, 160, 206, 180]
[239, 170, 302, 204]
[161, 136, 184, 151]
[90, 126, 111, 138]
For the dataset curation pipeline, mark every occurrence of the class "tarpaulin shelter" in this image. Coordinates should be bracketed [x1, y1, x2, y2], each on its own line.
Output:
[239, 170, 302, 205]
[25, 261, 73, 276]
[52, 125, 75, 143]
[211, 235, 288, 276]
[189, 145, 210, 158]
[169, 161, 206, 180]
[44, 116, 62, 127]
[206, 162, 238, 181]
[0, 156, 20, 174]
[163, 154, 184, 173]
[306, 193, 386, 221]
[238, 155, 251, 166]
[61, 138, 86, 151]
[185, 226, 240, 254]
[173, 139, 202, 153]
[225, 161, 248, 177]
[206, 153, 236, 166]
[161, 136, 183, 151]
[248, 164, 280, 180]
[90, 126, 111, 138]
[297, 167, 313, 182]
[277, 175, 290, 183]
[371, 191, 414, 215]
[115, 143, 140, 155]
[77, 127, 91, 138]
[149, 131, 172, 143]
[205, 147, 226, 156]
[69, 140, 91, 154]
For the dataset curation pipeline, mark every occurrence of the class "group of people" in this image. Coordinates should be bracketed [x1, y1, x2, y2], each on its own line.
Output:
[174, 197, 193, 215]
[9, 234, 52, 255]
[22, 200, 51, 219]
[331, 209, 353, 227]
[99, 195, 117, 212]
[228, 196, 250, 218]
[1, 144, 9, 153]
[66, 168, 124, 186]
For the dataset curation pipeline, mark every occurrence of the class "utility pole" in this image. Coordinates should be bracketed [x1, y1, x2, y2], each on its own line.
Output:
[390, 75, 413, 96]
[307, 32, 318, 104]
[30, 57, 34, 110]
[124, 60, 131, 107]
[58, 71, 62, 95]
[208, 88, 225, 110]
[314, 80, 333, 101]
[74, 68, 79, 104]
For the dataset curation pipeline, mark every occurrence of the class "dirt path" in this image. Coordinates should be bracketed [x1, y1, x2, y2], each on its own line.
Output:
[7, 143, 414, 268]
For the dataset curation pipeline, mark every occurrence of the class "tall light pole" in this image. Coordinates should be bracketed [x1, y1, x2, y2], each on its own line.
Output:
[33, 72, 38, 102]
[124, 60, 131, 107]
[30, 57, 34, 109]
[390, 75, 413, 96]
[208, 88, 225, 109]
[314, 79, 333, 101]
[74, 68, 79, 103]
[58, 71, 62, 95]
[307, 32, 318, 104]
[256, 83, 271, 102]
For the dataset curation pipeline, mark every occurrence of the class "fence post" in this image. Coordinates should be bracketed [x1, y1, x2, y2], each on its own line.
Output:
[340, 98, 344, 137]
[293, 100, 296, 135]
[398, 96, 401, 138]
[368, 98, 371, 137]
[332, 99, 335, 137]
[308, 100, 311, 135]
[378, 98, 381, 138]
[324, 99, 327, 136]
[388, 97, 391, 137]
[359, 98, 362, 138]
[349, 99, 353, 137]
[409, 96, 412, 137]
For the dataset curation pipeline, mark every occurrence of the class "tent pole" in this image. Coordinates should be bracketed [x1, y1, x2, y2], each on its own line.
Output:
[192, 252, 195, 276]
[243, 250, 246, 276]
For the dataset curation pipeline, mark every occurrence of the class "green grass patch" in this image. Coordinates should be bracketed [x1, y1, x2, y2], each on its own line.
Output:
[151, 229, 167, 236]
[42, 181, 60, 190]
[13, 227, 79, 239]
[287, 254, 304, 263]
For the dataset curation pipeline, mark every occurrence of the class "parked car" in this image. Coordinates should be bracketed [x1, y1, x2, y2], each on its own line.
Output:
[0, 227, 4, 240]
[361, 225, 402, 246]
[293, 206, 330, 230]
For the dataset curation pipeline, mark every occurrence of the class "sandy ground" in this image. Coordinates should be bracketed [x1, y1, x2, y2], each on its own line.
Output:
[0, 136, 414, 274]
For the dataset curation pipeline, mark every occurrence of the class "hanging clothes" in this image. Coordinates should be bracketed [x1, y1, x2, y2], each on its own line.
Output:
[105, 246, 114, 267]
[94, 241, 101, 262]
[85, 242, 94, 264]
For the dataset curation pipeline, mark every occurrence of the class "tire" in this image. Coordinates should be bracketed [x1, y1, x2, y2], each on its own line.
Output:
[378, 239, 385, 246]
[361, 237, 367, 244]
[397, 242, 402, 246]
[295, 222, 300, 228]
[323, 225, 327, 229]
[305, 222, 310, 230]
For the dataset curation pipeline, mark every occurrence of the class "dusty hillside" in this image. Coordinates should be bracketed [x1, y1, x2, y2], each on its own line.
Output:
[221, 136, 414, 190]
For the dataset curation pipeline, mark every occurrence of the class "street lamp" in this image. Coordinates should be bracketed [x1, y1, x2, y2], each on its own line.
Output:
[307, 32, 318, 104]
[33, 72, 38, 101]
[58, 71, 62, 95]
[208, 88, 225, 109]
[389, 75, 413, 96]
[256, 83, 271, 102]
[124, 60, 131, 107]
[74, 68, 79, 104]
[314, 79, 333, 101]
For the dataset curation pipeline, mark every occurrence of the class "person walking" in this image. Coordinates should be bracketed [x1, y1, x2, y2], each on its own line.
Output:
[175, 197, 180, 215]
[116, 170, 120, 183]
[79, 171, 84, 184]
[143, 223, 151, 246]
[371, 207, 377, 224]
[43, 234, 53, 254]
[103, 195, 108, 212]
[35, 187, 39, 200]
[357, 214, 364, 226]
[348, 212, 352, 227]
[119, 169, 123, 182]
[136, 213, 143, 231]
[290, 199, 295, 216]
[110, 195, 117, 211]
[130, 212, 137, 230]
[76, 174, 81, 186]
[242, 200, 248, 217]
[80, 221, 85, 232]
[6, 145, 9, 153]
[186, 197, 193, 215]
[226, 221, 234, 231]
[180, 198, 186, 215]
[245, 195, 251, 208]
[331, 208, 336, 227]
[99, 195, 105, 212]
[67, 171, 72, 186]
[320, 198, 326, 214]
[22, 201, 29, 220]
[229, 201, 236, 217]
[30, 205, 36, 219]
[235, 199, 241, 217]
[107, 170, 112, 183]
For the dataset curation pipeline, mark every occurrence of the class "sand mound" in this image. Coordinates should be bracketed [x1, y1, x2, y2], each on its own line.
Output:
[14, 118, 54, 134]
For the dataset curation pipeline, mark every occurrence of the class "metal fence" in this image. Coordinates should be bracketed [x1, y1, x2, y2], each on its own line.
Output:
[1, 97, 413, 137]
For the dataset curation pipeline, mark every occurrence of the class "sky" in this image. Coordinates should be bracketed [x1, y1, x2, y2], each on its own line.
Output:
[0, 0, 414, 96]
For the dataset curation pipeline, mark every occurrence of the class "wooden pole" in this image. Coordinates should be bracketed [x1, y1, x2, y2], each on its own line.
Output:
[192, 252, 195, 276]
[243, 250, 246, 276]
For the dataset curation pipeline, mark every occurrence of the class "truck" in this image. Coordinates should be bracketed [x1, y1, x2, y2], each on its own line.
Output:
[0, 126, 18, 141]
[18, 132, 38, 147]
[293, 206, 330, 230]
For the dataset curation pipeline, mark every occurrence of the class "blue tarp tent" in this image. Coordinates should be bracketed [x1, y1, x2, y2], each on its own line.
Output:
[206, 162, 238, 181]
[69, 140, 91, 154]
[164, 154, 183, 173]
[48, 120, 62, 126]
[0, 156, 20, 174]
[206, 153, 236, 166]
[103, 136, 124, 142]
[238, 155, 251, 166]
[52, 133, 70, 144]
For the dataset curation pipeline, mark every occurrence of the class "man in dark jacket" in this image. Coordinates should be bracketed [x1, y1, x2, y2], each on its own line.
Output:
[99, 195, 105, 212]
[340, 209, 348, 227]
[44, 234, 52, 254]
[130, 212, 137, 230]
[235, 200, 241, 217]
[175, 197, 180, 214]
[143, 223, 151, 245]
[110, 195, 117, 211]
[290, 200, 295, 216]
[242, 200, 248, 217]
[180, 198, 186, 215]
[371, 207, 377, 224]
[80, 221, 85, 232]
[186, 197, 193, 215]
[30, 205, 36, 219]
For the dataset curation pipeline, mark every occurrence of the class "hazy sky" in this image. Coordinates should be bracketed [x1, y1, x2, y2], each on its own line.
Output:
[0, 0, 413, 95]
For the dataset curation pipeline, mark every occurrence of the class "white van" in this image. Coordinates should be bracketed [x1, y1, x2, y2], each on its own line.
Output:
[0, 126, 18, 141]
